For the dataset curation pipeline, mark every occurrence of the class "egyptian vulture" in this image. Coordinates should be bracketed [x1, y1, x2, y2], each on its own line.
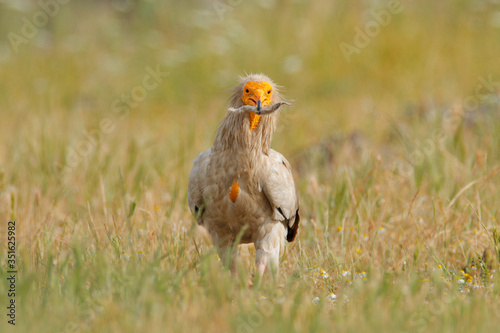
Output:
[188, 73, 299, 278]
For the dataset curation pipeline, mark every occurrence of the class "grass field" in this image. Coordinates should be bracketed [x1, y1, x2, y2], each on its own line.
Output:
[0, 0, 499, 332]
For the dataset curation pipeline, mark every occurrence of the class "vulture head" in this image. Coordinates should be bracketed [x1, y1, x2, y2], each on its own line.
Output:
[213, 74, 291, 152]
[241, 80, 273, 111]
[227, 74, 291, 127]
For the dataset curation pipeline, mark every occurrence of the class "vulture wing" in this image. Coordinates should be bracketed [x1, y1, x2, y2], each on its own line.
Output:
[187, 148, 211, 223]
[261, 149, 300, 242]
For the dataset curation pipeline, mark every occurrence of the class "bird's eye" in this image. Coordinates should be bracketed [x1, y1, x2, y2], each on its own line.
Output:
[267, 90, 271, 94]
[245, 89, 249, 93]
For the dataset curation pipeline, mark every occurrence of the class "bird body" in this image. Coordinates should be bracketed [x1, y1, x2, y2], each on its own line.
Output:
[188, 74, 299, 276]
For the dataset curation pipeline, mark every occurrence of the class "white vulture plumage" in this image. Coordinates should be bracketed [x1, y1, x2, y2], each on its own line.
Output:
[188, 73, 299, 278]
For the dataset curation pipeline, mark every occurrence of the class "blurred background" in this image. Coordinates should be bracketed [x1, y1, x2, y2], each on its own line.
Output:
[0, 1, 499, 331]
[1, 0, 499, 173]
[0, 0, 499, 245]
[1, 0, 500, 251]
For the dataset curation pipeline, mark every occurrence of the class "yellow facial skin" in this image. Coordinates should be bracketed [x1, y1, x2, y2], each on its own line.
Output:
[241, 81, 273, 108]
[241, 81, 273, 131]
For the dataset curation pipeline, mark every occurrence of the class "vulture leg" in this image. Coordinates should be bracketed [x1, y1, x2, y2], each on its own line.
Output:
[254, 223, 286, 279]
[216, 244, 237, 274]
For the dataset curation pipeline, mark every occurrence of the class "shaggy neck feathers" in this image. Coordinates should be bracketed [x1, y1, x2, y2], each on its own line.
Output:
[212, 74, 282, 168]
[212, 109, 278, 157]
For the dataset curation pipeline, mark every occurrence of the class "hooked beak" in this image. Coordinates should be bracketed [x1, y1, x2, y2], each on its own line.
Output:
[254, 89, 264, 112]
